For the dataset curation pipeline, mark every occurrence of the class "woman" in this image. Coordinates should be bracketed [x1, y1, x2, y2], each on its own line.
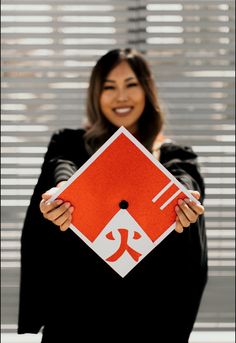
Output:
[18, 48, 208, 342]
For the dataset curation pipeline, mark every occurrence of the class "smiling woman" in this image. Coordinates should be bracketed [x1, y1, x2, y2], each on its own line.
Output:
[99, 62, 146, 133]
[84, 48, 164, 155]
[18, 48, 207, 343]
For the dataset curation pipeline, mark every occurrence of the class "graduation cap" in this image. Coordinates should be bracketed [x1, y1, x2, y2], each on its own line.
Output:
[49, 126, 199, 277]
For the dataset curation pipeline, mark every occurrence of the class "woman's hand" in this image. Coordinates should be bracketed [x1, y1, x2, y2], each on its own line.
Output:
[175, 191, 204, 233]
[39, 182, 74, 231]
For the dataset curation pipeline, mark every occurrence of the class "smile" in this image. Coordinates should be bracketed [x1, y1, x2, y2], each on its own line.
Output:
[113, 107, 133, 116]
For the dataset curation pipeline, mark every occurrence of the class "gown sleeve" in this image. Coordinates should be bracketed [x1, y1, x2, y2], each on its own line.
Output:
[160, 142, 205, 202]
[17, 129, 80, 333]
[159, 142, 208, 277]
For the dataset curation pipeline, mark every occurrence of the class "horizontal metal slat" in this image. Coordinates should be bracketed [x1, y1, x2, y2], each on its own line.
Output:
[2, 64, 235, 73]
[2, 42, 235, 49]
[2, 0, 234, 4]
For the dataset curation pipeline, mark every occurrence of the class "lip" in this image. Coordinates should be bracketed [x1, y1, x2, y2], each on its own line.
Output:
[112, 106, 133, 116]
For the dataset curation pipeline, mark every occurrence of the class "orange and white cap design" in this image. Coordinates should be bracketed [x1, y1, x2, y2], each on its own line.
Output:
[50, 127, 199, 277]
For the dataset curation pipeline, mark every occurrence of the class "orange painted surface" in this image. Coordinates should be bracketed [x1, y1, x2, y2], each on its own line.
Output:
[58, 133, 187, 242]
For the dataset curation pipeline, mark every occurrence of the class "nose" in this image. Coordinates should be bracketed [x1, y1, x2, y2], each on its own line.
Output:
[116, 88, 128, 102]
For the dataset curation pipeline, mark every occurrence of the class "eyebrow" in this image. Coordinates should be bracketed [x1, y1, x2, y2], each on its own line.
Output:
[104, 77, 136, 83]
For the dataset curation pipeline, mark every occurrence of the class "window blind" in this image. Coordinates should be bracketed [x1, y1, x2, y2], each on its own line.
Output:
[1, 0, 235, 335]
[144, 1, 235, 332]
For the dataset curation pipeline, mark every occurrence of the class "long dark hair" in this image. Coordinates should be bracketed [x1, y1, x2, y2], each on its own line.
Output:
[84, 48, 165, 154]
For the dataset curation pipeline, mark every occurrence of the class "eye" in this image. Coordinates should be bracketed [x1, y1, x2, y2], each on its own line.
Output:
[127, 83, 138, 88]
[103, 85, 115, 90]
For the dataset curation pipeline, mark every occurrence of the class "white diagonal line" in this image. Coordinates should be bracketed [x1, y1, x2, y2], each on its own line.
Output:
[160, 189, 181, 210]
[152, 180, 173, 203]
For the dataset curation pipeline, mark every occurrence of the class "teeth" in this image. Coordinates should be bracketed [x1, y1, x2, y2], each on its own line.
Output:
[114, 107, 132, 114]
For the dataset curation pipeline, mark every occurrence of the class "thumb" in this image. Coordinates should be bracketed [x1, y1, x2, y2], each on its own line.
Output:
[42, 187, 59, 200]
[190, 190, 200, 200]
[42, 193, 52, 201]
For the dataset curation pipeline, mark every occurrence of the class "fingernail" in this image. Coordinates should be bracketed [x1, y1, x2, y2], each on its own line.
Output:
[178, 199, 183, 205]
[65, 202, 70, 208]
[69, 207, 74, 213]
[190, 201, 197, 206]
[175, 205, 179, 212]
[56, 200, 63, 205]
[185, 198, 190, 203]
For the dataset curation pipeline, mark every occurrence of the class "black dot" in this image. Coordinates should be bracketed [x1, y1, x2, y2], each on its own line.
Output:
[119, 200, 129, 209]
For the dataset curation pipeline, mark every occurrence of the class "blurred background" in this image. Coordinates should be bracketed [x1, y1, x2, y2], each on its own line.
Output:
[1, 0, 235, 342]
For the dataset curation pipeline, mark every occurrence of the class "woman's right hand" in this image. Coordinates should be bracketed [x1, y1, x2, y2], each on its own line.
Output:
[39, 186, 74, 231]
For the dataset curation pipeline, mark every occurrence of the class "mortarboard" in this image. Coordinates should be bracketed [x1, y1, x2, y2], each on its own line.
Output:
[49, 126, 199, 277]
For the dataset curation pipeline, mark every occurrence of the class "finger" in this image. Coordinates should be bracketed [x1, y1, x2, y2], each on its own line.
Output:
[185, 198, 205, 215]
[41, 193, 52, 201]
[175, 205, 191, 228]
[53, 210, 72, 227]
[178, 199, 198, 223]
[175, 217, 184, 233]
[60, 216, 72, 231]
[190, 190, 201, 200]
[40, 199, 63, 214]
[43, 202, 71, 221]
[58, 207, 74, 231]
[42, 187, 59, 198]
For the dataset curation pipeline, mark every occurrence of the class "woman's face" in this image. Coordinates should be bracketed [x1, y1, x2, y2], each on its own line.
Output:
[99, 61, 146, 134]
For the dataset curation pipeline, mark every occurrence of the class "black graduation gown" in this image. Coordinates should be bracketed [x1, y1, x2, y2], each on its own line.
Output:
[18, 128, 208, 343]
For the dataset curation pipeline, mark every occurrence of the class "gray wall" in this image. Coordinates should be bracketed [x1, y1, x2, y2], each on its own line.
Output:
[1, 0, 235, 336]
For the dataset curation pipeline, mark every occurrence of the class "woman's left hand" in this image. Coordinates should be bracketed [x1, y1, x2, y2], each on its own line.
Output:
[175, 191, 205, 233]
